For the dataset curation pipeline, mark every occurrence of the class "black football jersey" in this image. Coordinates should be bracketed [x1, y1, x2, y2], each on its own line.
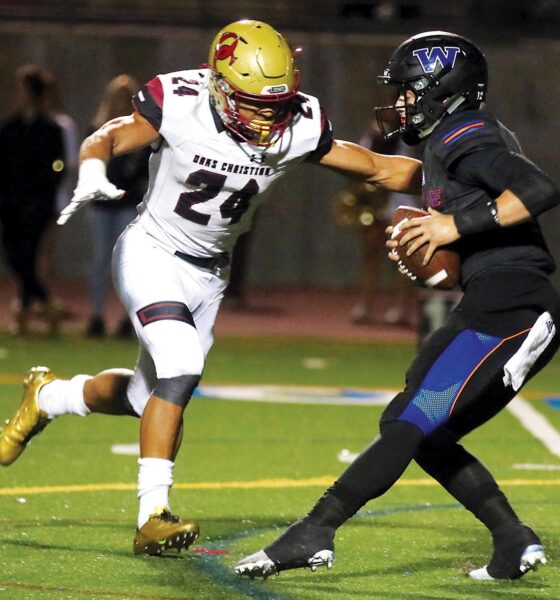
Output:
[422, 109, 555, 287]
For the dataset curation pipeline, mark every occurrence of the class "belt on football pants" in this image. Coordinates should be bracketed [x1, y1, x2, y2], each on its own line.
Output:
[174, 250, 230, 272]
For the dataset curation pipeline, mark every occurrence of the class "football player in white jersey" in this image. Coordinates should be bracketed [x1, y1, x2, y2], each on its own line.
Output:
[0, 20, 422, 555]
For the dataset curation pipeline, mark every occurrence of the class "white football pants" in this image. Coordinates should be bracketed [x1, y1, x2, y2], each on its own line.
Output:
[112, 223, 228, 416]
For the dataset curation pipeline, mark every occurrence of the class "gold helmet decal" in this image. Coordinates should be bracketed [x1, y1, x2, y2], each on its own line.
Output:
[208, 20, 300, 146]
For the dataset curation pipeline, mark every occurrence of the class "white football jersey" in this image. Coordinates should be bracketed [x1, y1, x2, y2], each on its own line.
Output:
[132, 68, 332, 257]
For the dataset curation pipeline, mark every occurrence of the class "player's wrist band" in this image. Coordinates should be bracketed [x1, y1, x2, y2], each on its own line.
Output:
[454, 200, 500, 236]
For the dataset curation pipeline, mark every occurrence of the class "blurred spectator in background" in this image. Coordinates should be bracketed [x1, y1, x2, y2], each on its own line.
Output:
[335, 116, 420, 326]
[86, 74, 150, 338]
[0, 64, 65, 335]
[38, 72, 80, 284]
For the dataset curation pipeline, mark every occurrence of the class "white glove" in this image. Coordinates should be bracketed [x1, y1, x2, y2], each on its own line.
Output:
[57, 158, 124, 225]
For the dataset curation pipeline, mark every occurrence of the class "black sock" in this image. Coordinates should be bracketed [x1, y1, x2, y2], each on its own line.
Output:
[307, 421, 424, 528]
[477, 493, 520, 532]
[307, 483, 362, 528]
[416, 437, 519, 533]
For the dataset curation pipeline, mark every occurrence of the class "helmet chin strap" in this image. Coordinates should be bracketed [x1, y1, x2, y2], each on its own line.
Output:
[417, 94, 467, 139]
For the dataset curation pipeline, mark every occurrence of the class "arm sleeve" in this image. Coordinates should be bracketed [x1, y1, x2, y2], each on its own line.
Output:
[453, 146, 560, 217]
[132, 77, 164, 131]
[305, 107, 334, 163]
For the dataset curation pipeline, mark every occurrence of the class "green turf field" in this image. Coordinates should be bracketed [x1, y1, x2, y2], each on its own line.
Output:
[1, 332, 559, 599]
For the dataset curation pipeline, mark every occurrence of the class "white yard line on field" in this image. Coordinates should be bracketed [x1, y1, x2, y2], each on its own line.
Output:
[513, 463, 560, 471]
[507, 396, 560, 458]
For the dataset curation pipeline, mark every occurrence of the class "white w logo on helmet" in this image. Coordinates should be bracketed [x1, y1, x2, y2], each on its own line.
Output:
[412, 46, 461, 74]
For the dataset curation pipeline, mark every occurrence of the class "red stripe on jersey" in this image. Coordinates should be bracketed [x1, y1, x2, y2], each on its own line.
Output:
[146, 77, 164, 108]
[305, 105, 333, 163]
[443, 121, 485, 145]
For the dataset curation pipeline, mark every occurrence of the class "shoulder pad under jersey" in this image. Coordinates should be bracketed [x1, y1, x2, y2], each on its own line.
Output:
[430, 111, 504, 170]
[133, 69, 207, 132]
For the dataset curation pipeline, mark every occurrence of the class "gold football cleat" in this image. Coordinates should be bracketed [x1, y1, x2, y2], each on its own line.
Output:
[0, 366, 55, 466]
[133, 508, 199, 556]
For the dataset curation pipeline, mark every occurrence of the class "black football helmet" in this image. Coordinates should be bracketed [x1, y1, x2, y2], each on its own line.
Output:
[376, 31, 488, 145]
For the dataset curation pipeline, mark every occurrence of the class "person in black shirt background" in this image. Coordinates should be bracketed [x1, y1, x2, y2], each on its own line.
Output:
[0, 65, 64, 335]
[236, 31, 560, 582]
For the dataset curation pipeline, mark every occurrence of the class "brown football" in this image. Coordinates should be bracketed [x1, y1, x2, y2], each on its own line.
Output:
[390, 205, 460, 290]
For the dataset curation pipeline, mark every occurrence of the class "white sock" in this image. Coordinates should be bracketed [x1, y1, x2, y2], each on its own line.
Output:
[38, 375, 92, 418]
[137, 457, 174, 528]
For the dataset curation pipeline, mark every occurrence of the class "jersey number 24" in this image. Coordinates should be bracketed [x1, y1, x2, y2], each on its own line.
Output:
[175, 169, 259, 225]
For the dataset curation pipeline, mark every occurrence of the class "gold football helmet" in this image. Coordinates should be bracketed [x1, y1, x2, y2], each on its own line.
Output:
[208, 20, 300, 146]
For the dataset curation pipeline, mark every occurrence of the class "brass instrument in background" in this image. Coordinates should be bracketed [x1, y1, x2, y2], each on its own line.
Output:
[333, 182, 390, 228]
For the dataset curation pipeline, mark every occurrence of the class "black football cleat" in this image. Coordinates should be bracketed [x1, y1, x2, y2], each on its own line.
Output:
[235, 517, 335, 579]
[469, 523, 546, 580]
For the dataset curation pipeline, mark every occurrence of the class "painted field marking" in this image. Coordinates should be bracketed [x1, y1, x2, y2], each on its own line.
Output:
[207, 387, 560, 459]
[111, 443, 140, 455]
[302, 357, 328, 369]
[1, 476, 560, 498]
[194, 384, 395, 406]
[0, 374, 23, 384]
[338, 448, 359, 463]
[513, 463, 560, 471]
[545, 397, 560, 409]
[0, 376, 555, 402]
[0, 581, 194, 600]
[508, 396, 560, 458]
[2, 380, 560, 489]
[195, 386, 560, 464]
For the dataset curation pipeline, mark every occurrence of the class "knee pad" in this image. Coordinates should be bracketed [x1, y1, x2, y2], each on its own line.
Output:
[153, 374, 201, 408]
[138, 320, 205, 378]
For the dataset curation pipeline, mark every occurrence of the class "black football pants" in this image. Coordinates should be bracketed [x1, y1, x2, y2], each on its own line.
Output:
[315, 301, 560, 531]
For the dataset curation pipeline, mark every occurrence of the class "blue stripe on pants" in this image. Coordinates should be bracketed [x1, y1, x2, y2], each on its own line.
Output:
[398, 329, 503, 434]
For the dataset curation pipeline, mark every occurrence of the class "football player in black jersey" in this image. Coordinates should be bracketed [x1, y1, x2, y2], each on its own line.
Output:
[236, 31, 560, 581]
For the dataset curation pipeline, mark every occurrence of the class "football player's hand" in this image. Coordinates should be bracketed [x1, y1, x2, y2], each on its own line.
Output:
[396, 208, 459, 265]
[57, 158, 124, 225]
[385, 226, 400, 262]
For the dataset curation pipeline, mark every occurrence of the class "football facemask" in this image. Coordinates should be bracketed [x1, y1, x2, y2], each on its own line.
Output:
[208, 20, 300, 147]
